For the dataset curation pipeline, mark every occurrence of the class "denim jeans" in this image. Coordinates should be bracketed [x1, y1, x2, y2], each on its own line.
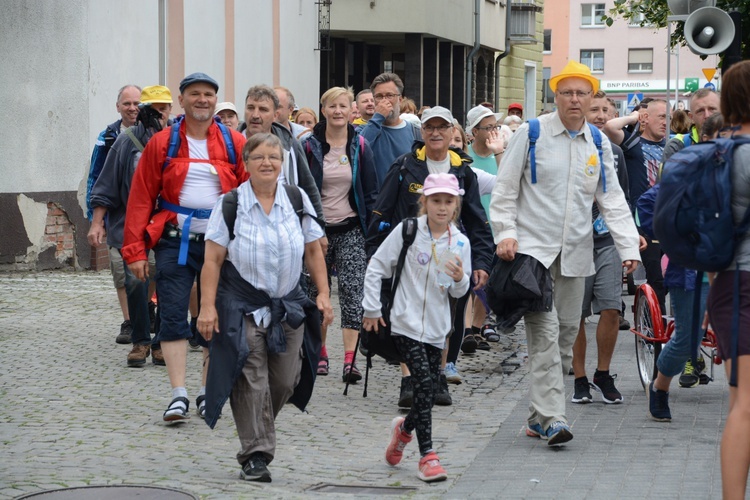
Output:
[154, 236, 205, 342]
[123, 251, 153, 346]
[656, 285, 710, 378]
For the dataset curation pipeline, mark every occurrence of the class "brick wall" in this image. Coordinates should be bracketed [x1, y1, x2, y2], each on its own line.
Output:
[44, 202, 78, 268]
[90, 242, 110, 270]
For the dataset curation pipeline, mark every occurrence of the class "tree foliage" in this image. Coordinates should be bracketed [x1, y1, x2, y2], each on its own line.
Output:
[603, 0, 749, 57]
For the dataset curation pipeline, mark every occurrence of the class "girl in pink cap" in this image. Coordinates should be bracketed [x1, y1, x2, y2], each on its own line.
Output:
[362, 172, 471, 482]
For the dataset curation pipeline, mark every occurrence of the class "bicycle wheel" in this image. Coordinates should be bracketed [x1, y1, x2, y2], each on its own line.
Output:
[634, 287, 663, 389]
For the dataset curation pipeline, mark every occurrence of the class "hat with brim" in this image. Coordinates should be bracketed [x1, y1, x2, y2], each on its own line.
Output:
[421, 106, 454, 125]
[549, 60, 600, 93]
[417, 173, 465, 197]
[215, 102, 238, 116]
[179, 72, 219, 94]
[466, 105, 503, 133]
[140, 85, 173, 104]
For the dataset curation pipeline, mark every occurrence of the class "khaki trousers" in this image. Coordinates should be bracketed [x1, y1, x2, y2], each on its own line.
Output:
[230, 318, 304, 465]
[523, 256, 584, 430]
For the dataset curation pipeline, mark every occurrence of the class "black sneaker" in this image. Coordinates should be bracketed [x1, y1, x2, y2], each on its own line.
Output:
[434, 374, 452, 406]
[592, 371, 623, 404]
[679, 357, 705, 388]
[188, 318, 201, 351]
[571, 376, 593, 404]
[241, 453, 272, 482]
[461, 334, 478, 354]
[648, 381, 671, 422]
[116, 320, 133, 344]
[618, 316, 631, 331]
[398, 376, 413, 408]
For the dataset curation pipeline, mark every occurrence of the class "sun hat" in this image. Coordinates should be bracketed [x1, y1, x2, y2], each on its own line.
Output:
[549, 60, 600, 93]
[179, 72, 219, 94]
[214, 102, 238, 116]
[421, 106, 454, 125]
[466, 105, 503, 133]
[140, 86, 173, 104]
[419, 173, 465, 197]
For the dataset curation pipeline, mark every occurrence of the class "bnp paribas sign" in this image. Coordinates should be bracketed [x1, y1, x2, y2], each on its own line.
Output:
[600, 79, 689, 93]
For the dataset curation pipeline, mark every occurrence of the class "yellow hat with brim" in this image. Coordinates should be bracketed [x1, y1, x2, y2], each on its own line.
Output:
[549, 60, 600, 94]
[140, 85, 173, 104]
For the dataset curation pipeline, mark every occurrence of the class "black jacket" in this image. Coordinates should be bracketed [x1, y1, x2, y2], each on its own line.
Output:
[486, 254, 553, 330]
[366, 142, 494, 273]
[204, 261, 322, 429]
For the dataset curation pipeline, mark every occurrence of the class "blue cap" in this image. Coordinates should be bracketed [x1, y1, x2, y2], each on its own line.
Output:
[179, 72, 219, 94]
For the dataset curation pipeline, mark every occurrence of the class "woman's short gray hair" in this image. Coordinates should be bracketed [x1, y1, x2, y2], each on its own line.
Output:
[242, 133, 284, 163]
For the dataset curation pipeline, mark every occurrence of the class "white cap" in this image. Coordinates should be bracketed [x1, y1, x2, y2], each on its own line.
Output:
[466, 105, 503, 133]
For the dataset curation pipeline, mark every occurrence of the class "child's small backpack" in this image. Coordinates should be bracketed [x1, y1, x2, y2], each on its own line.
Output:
[346, 217, 418, 397]
[653, 136, 750, 273]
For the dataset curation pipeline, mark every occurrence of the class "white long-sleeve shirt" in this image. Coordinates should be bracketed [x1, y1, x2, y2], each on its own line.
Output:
[489, 112, 640, 277]
[362, 216, 471, 348]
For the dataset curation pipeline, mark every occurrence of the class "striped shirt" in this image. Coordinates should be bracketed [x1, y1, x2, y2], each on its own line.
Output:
[205, 180, 324, 324]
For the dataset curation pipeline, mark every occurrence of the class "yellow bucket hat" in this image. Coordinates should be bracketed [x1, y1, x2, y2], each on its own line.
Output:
[549, 60, 600, 94]
[140, 85, 173, 104]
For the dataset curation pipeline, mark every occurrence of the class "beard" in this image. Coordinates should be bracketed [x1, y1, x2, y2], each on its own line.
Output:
[187, 108, 212, 122]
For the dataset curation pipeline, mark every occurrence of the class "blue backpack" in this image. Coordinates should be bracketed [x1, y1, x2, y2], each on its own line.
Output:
[653, 136, 750, 273]
[527, 118, 606, 192]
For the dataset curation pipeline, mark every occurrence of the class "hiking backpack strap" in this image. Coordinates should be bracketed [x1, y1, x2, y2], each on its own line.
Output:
[527, 118, 540, 184]
[216, 122, 237, 165]
[163, 119, 183, 171]
[588, 123, 607, 193]
[282, 183, 305, 226]
[123, 127, 145, 153]
[222, 189, 239, 240]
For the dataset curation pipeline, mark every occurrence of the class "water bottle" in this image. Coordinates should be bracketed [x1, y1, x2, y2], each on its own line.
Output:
[436, 241, 465, 288]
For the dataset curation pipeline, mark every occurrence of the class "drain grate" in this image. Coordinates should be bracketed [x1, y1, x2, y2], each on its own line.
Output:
[16, 485, 197, 499]
[308, 483, 418, 495]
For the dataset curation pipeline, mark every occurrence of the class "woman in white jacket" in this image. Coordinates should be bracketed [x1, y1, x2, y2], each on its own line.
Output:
[362, 173, 471, 482]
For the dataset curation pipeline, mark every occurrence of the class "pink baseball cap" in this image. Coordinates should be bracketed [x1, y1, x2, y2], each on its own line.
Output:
[419, 173, 465, 196]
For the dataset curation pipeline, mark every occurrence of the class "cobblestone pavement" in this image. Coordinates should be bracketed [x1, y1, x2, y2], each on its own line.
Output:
[0, 271, 727, 499]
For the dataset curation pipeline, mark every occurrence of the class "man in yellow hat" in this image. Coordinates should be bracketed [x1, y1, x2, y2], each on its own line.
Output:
[88, 85, 173, 367]
[489, 60, 641, 446]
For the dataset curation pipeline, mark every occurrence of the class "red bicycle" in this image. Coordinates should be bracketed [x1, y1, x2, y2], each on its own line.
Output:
[631, 283, 721, 389]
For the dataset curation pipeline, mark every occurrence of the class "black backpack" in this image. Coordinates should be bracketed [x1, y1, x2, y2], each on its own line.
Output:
[346, 217, 418, 397]
[222, 183, 304, 239]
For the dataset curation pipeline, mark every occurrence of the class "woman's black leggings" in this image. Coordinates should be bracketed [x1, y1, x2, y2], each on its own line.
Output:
[393, 335, 442, 455]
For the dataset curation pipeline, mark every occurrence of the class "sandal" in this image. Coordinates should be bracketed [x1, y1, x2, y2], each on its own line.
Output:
[317, 356, 329, 376]
[342, 363, 362, 383]
[482, 324, 501, 342]
[163, 397, 190, 422]
[196, 395, 206, 419]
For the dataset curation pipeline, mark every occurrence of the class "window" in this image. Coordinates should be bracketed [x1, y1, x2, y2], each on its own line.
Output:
[581, 3, 606, 27]
[580, 50, 604, 73]
[629, 12, 646, 26]
[543, 29, 552, 53]
[628, 48, 653, 73]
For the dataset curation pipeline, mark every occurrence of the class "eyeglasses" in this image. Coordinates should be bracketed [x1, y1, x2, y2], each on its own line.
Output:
[247, 154, 283, 164]
[557, 90, 592, 98]
[475, 125, 501, 132]
[373, 93, 401, 101]
[422, 124, 453, 133]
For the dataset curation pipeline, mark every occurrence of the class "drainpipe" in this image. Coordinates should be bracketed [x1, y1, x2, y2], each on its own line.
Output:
[494, 1, 512, 111]
[465, 0, 481, 120]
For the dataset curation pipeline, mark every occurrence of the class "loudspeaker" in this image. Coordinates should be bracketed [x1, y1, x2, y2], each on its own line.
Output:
[667, 0, 716, 15]
[684, 6, 735, 55]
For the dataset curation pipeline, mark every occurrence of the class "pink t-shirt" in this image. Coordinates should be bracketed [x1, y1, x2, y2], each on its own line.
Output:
[321, 145, 357, 224]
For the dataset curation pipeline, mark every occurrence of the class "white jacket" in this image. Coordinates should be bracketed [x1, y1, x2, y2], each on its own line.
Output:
[362, 215, 471, 348]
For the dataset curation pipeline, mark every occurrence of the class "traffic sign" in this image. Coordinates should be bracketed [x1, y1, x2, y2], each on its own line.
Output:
[626, 92, 643, 112]
[702, 68, 717, 82]
[685, 78, 699, 92]
[704, 82, 716, 90]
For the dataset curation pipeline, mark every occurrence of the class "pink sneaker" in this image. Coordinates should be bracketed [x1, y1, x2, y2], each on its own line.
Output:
[417, 452, 447, 482]
[384, 417, 413, 466]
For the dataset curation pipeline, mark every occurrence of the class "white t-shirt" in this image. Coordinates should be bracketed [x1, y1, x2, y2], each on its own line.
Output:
[426, 156, 451, 175]
[178, 137, 222, 233]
